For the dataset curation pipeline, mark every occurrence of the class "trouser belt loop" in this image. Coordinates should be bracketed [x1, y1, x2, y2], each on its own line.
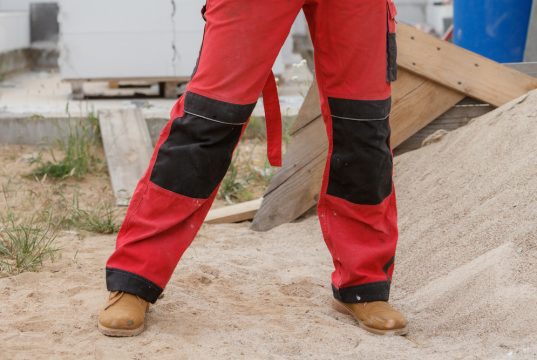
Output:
[262, 71, 283, 167]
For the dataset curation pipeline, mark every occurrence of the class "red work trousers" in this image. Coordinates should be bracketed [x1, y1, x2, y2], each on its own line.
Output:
[106, 0, 399, 304]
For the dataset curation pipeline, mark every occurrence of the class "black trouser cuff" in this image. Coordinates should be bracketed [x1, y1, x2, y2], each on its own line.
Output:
[332, 281, 390, 303]
[106, 268, 163, 304]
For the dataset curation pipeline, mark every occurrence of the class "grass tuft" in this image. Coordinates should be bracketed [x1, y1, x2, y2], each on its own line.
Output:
[0, 210, 60, 276]
[218, 151, 274, 204]
[30, 114, 100, 180]
[65, 195, 120, 234]
[218, 154, 251, 204]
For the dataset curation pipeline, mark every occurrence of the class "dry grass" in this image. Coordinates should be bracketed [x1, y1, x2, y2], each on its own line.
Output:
[0, 187, 60, 276]
[29, 112, 101, 180]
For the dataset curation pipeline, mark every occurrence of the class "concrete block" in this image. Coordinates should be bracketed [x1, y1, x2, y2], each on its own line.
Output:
[59, 32, 175, 79]
[0, 12, 30, 52]
[58, 0, 173, 34]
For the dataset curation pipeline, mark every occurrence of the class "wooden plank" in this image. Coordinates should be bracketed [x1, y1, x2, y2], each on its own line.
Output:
[525, 1, 537, 62]
[205, 198, 264, 224]
[64, 76, 190, 83]
[99, 109, 153, 206]
[397, 23, 537, 107]
[251, 69, 464, 231]
[289, 83, 320, 135]
[396, 62, 537, 153]
[108, 81, 120, 89]
[395, 103, 492, 154]
[390, 75, 464, 148]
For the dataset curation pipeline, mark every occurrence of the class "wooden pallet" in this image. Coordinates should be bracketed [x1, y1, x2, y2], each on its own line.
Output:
[66, 76, 188, 100]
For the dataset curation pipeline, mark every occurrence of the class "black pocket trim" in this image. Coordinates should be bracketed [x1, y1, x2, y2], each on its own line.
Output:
[150, 92, 255, 199]
[327, 97, 393, 205]
[387, 32, 398, 82]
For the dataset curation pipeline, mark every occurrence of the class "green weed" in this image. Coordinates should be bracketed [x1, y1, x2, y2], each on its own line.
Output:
[243, 116, 266, 140]
[218, 154, 251, 204]
[0, 210, 60, 276]
[218, 149, 275, 204]
[65, 195, 120, 234]
[30, 115, 100, 180]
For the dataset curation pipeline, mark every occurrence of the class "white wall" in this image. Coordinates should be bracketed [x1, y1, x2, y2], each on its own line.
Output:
[395, 0, 452, 35]
[58, 0, 201, 79]
[58, 0, 292, 80]
[395, 0, 427, 25]
[0, 0, 35, 11]
[0, 12, 30, 52]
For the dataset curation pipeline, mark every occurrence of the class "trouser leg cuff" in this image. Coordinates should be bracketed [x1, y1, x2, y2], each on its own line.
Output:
[106, 268, 163, 304]
[332, 281, 390, 303]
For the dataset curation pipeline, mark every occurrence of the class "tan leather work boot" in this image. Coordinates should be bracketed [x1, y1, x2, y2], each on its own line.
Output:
[98, 291, 149, 337]
[333, 300, 408, 336]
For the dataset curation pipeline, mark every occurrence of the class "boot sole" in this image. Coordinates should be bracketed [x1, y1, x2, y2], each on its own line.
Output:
[332, 299, 408, 336]
[98, 322, 145, 337]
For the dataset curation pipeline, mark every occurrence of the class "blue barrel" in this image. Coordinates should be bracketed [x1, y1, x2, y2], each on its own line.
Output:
[453, 0, 533, 63]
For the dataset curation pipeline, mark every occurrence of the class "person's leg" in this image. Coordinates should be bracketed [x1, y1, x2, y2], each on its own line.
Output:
[303, 0, 406, 334]
[104, 0, 303, 302]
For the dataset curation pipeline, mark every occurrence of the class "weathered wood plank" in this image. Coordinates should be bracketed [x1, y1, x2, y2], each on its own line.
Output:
[99, 109, 153, 206]
[390, 76, 464, 148]
[395, 105, 492, 154]
[397, 23, 537, 107]
[289, 83, 321, 135]
[205, 198, 264, 224]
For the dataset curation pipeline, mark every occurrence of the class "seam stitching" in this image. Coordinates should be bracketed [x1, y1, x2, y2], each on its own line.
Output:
[331, 114, 389, 121]
[184, 110, 247, 126]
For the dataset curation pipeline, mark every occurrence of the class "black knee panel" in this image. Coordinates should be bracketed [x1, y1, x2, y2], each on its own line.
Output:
[327, 97, 393, 205]
[150, 92, 256, 199]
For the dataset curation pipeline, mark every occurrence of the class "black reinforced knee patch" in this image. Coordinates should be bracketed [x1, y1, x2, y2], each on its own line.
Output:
[327, 97, 393, 205]
[150, 92, 256, 199]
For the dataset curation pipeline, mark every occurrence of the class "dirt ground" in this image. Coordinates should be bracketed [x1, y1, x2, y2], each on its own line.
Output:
[1, 91, 537, 359]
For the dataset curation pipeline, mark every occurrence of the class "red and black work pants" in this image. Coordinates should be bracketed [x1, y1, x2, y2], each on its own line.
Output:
[106, 0, 399, 304]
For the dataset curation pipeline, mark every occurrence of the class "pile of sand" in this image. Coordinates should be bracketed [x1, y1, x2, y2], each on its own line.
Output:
[1, 90, 537, 359]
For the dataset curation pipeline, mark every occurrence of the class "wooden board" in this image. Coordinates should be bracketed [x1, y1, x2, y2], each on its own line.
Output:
[397, 23, 537, 107]
[395, 100, 492, 154]
[205, 198, 264, 224]
[99, 109, 153, 206]
[396, 63, 537, 154]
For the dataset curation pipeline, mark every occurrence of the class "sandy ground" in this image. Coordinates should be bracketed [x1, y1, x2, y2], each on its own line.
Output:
[1, 90, 537, 359]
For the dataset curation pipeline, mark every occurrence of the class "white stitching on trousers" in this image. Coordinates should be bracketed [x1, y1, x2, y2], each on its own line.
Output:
[331, 114, 390, 121]
[184, 110, 247, 126]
